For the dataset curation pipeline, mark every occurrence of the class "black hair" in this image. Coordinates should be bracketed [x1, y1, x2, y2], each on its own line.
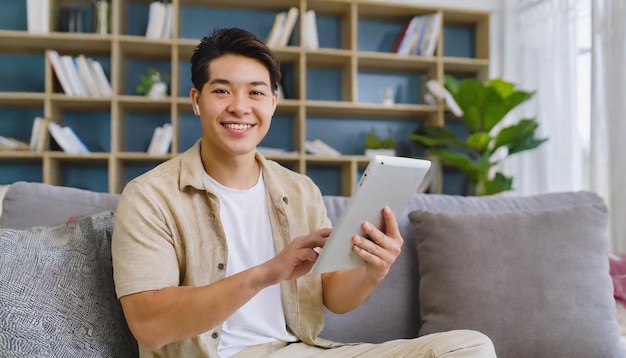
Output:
[190, 28, 281, 93]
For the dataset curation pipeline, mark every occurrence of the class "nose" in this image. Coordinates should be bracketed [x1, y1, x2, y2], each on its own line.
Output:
[227, 93, 251, 117]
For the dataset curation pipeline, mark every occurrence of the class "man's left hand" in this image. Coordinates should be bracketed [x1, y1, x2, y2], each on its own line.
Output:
[351, 206, 403, 283]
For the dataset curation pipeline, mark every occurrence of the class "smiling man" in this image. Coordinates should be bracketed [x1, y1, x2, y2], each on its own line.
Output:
[111, 28, 496, 358]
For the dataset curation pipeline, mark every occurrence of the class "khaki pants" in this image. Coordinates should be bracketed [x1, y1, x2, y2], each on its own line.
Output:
[232, 330, 496, 358]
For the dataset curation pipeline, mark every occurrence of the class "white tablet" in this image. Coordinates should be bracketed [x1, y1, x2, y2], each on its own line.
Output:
[312, 155, 431, 274]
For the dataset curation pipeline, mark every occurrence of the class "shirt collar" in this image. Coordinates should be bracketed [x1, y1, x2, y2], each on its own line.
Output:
[178, 139, 289, 205]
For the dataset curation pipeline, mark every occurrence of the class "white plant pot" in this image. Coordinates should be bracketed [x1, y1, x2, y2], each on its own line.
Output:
[148, 82, 168, 98]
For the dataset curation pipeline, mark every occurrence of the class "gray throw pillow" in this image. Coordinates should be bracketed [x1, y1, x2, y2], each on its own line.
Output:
[0, 181, 120, 230]
[409, 204, 625, 358]
[0, 211, 137, 357]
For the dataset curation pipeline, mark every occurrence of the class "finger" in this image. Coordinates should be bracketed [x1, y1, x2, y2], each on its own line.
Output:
[314, 227, 333, 238]
[352, 234, 392, 263]
[352, 238, 387, 268]
[381, 206, 400, 238]
[361, 221, 388, 249]
[295, 229, 331, 249]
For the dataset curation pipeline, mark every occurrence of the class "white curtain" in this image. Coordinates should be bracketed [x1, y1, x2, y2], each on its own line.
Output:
[499, 0, 583, 195]
[591, 0, 626, 252]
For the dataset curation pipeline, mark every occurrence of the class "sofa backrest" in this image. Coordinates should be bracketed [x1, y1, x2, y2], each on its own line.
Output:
[0, 181, 120, 230]
[1, 182, 607, 347]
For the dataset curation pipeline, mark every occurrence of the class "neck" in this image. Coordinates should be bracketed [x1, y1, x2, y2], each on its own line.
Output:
[201, 147, 259, 190]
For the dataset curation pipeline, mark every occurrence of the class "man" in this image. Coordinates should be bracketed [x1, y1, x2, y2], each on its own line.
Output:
[112, 28, 496, 357]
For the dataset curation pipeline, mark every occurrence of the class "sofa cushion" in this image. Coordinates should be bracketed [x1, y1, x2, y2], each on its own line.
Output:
[0, 181, 120, 230]
[409, 204, 625, 358]
[0, 211, 137, 356]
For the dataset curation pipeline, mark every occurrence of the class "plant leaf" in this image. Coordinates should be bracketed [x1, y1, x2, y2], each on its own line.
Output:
[487, 78, 515, 98]
[480, 172, 513, 196]
[494, 119, 548, 155]
[466, 132, 492, 153]
[411, 127, 464, 148]
[430, 148, 481, 183]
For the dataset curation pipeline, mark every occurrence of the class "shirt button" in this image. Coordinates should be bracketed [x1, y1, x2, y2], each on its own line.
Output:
[217, 263, 225, 270]
[212, 332, 219, 339]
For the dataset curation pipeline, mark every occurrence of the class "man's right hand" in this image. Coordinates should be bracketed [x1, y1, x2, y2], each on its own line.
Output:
[262, 227, 332, 284]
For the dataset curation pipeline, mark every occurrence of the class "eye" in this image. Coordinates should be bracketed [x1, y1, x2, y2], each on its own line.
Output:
[251, 90, 265, 96]
[213, 88, 229, 94]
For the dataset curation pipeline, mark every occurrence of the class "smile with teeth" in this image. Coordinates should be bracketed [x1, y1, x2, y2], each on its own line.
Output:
[223, 123, 254, 130]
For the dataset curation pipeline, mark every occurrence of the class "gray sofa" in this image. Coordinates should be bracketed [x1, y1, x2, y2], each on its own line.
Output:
[1, 181, 625, 357]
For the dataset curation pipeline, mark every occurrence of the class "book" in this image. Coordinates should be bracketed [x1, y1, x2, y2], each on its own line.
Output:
[88, 59, 113, 97]
[419, 12, 442, 56]
[147, 123, 172, 155]
[411, 15, 432, 55]
[302, 9, 319, 50]
[26, 0, 39, 33]
[407, 15, 431, 55]
[145, 1, 166, 39]
[76, 55, 102, 97]
[276, 7, 299, 47]
[304, 139, 341, 156]
[147, 126, 163, 154]
[395, 16, 422, 55]
[48, 122, 77, 153]
[62, 126, 90, 153]
[0, 136, 29, 151]
[29, 117, 51, 152]
[60, 55, 88, 96]
[46, 50, 74, 96]
[161, 2, 173, 39]
[27, 0, 49, 34]
[266, 11, 286, 48]
[156, 123, 173, 155]
[93, 0, 110, 34]
[391, 19, 412, 53]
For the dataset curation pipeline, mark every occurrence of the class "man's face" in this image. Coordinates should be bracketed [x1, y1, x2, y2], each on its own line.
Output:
[191, 54, 277, 158]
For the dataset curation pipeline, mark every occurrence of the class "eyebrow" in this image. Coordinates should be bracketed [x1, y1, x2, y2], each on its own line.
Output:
[209, 78, 270, 88]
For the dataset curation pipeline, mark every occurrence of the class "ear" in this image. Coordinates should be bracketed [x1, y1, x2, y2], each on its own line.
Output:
[271, 90, 278, 115]
[189, 87, 200, 116]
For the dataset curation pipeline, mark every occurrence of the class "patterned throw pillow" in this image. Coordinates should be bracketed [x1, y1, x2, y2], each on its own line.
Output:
[0, 211, 137, 357]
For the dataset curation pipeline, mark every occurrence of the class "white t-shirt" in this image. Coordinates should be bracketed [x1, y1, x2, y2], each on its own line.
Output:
[206, 172, 297, 358]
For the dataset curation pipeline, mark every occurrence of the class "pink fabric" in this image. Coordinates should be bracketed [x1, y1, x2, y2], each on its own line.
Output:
[609, 254, 626, 304]
[66, 216, 80, 225]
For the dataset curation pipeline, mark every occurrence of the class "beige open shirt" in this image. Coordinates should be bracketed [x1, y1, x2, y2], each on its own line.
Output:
[112, 140, 337, 357]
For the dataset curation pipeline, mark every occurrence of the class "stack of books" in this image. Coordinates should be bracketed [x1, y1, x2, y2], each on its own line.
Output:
[46, 50, 112, 97]
[266, 8, 319, 49]
[392, 13, 442, 56]
[147, 123, 173, 155]
[145, 1, 173, 39]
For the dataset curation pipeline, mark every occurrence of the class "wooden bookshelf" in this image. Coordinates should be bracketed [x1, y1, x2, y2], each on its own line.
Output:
[0, 0, 489, 195]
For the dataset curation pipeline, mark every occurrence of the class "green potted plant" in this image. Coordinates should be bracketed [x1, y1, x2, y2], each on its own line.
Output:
[364, 128, 396, 157]
[410, 75, 547, 196]
[136, 68, 170, 98]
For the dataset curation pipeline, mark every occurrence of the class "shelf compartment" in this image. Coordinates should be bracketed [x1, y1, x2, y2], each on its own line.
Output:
[305, 116, 424, 157]
[0, 158, 43, 184]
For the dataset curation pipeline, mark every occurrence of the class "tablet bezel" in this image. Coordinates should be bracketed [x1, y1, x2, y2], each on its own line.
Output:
[312, 155, 431, 274]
